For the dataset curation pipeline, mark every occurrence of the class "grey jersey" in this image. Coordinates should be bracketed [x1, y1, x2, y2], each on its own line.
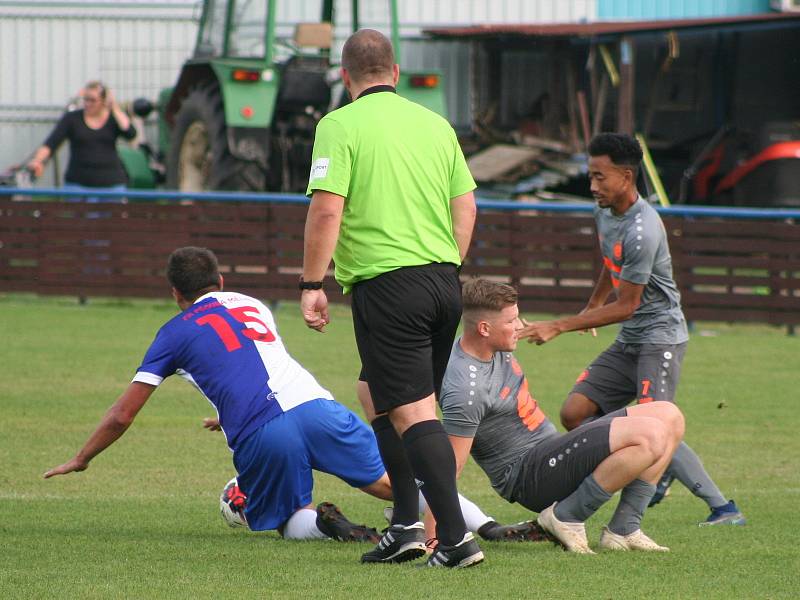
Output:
[440, 339, 558, 500]
[595, 198, 689, 345]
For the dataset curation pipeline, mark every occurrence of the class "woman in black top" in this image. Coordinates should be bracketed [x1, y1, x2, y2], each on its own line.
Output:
[28, 81, 136, 195]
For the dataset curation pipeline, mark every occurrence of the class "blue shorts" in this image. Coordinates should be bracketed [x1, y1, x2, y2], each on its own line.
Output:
[232, 398, 385, 531]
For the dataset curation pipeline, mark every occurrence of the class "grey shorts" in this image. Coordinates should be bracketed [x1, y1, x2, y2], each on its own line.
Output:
[511, 417, 615, 513]
[571, 341, 687, 415]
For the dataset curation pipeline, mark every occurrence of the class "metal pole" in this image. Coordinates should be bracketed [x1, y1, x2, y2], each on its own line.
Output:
[264, 0, 276, 66]
[223, 0, 235, 56]
[390, 0, 400, 64]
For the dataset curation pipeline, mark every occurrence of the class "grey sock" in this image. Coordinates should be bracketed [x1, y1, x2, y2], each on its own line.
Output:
[554, 474, 612, 523]
[670, 442, 727, 509]
[608, 479, 656, 536]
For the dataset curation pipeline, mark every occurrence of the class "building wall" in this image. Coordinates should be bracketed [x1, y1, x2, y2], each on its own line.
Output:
[597, 0, 772, 19]
[0, 0, 597, 184]
[0, 1, 198, 185]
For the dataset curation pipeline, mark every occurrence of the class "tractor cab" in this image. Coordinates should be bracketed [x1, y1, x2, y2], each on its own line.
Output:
[158, 0, 446, 193]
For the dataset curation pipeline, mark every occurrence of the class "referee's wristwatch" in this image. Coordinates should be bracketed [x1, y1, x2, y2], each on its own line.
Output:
[298, 277, 324, 291]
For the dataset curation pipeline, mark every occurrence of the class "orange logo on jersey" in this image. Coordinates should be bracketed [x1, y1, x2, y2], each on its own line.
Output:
[576, 369, 589, 383]
[517, 377, 546, 431]
[613, 241, 623, 260]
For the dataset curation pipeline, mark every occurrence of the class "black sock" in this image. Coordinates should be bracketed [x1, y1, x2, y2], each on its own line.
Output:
[371, 415, 419, 526]
[402, 419, 467, 546]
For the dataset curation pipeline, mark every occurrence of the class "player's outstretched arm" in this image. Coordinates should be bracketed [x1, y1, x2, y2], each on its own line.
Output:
[585, 263, 615, 313]
[448, 435, 475, 479]
[519, 278, 644, 345]
[43, 382, 155, 479]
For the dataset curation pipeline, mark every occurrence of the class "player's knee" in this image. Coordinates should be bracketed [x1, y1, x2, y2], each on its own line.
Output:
[645, 420, 669, 462]
[665, 403, 685, 441]
[652, 401, 685, 442]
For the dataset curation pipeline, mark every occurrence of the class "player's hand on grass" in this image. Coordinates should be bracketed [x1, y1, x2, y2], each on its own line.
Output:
[43, 457, 89, 479]
[301, 289, 330, 332]
[203, 417, 221, 431]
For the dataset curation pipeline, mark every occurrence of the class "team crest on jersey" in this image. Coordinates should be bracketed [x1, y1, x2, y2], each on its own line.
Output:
[613, 241, 623, 260]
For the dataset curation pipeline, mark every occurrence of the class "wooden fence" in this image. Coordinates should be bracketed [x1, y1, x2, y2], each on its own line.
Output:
[1, 198, 798, 327]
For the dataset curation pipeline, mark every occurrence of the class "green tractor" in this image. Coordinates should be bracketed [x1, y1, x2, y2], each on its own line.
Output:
[124, 0, 446, 193]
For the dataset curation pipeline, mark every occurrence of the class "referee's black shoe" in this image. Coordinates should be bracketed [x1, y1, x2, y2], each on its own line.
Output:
[426, 532, 484, 568]
[360, 521, 427, 564]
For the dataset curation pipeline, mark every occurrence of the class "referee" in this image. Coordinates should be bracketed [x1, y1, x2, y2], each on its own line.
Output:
[300, 29, 481, 568]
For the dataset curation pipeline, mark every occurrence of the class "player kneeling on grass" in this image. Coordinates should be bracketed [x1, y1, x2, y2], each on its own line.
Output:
[43, 246, 395, 542]
[439, 279, 686, 554]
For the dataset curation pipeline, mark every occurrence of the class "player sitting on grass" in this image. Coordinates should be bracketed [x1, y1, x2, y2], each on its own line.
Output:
[43, 246, 545, 545]
[205, 414, 547, 544]
[44, 246, 394, 542]
[439, 278, 686, 553]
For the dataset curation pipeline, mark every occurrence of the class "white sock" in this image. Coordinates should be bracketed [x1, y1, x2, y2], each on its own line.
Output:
[417, 491, 492, 532]
[457, 493, 493, 532]
[281, 508, 327, 540]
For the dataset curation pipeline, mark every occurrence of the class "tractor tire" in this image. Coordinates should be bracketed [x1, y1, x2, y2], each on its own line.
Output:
[166, 84, 267, 192]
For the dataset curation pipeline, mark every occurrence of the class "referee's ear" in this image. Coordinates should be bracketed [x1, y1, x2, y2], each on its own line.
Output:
[218, 274, 224, 291]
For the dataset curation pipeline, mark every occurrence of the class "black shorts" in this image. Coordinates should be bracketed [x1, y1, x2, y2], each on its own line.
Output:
[353, 263, 461, 414]
[511, 419, 614, 513]
[571, 341, 687, 414]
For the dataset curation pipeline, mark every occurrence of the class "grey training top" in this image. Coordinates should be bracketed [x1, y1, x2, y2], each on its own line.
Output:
[594, 198, 689, 345]
[440, 339, 558, 500]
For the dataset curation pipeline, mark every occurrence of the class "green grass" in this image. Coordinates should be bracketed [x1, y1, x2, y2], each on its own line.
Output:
[1, 294, 797, 599]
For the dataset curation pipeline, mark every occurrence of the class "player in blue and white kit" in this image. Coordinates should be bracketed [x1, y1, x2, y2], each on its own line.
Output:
[44, 246, 390, 541]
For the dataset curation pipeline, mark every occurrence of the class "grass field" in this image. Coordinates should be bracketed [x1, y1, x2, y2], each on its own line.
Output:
[1, 294, 797, 599]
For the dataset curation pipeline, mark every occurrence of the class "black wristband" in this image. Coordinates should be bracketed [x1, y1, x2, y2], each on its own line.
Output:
[299, 278, 323, 290]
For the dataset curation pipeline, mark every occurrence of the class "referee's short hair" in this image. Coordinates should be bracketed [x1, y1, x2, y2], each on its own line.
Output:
[341, 29, 395, 84]
[462, 278, 518, 320]
[167, 246, 220, 301]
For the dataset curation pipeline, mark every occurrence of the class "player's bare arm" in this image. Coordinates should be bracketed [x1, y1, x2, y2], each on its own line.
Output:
[519, 278, 644, 345]
[579, 264, 616, 336]
[585, 264, 615, 312]
[202, 417, 222, 431]
[301, 190, 345, 332]
[43, 382, 155, 478]
[450, 191, 477, 261]
[448, 435, 475, 478]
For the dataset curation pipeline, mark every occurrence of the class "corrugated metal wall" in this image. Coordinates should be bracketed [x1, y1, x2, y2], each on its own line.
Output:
[0, 1, 198, 184]
[597, 0, 772, 19]
[0, 0, 597, 184]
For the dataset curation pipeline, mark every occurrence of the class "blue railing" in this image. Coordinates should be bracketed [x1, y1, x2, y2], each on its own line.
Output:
[1, 186, 799, 220]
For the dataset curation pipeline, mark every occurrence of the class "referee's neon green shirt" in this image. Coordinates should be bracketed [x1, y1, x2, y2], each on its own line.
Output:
[306, 89, 476, 292]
